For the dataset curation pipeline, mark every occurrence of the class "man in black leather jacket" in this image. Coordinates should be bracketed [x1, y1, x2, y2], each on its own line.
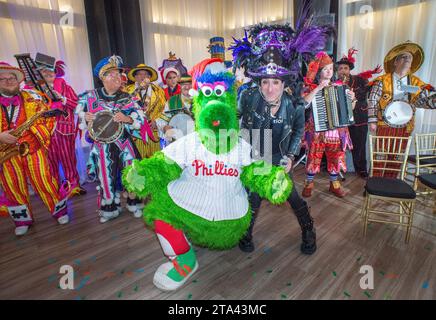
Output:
[238, 80, 317, 255]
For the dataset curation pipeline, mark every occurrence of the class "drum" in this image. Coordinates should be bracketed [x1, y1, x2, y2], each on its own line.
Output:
[382, 101, 414, 128]
[88, 110, 124, 143]
[167, 113, 195, 141]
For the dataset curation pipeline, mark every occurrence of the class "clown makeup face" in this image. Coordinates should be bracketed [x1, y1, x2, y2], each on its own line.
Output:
[166, 71, 179, 88]
[260, 78, 284, 102]
[394, 52, 413, 74]
[319, 63, 334, 81]
[40, 68, 56, 85]
[0, 72, 20, 96]
[181, 82, 192, 97]
[337, 64, 350, 79]
[102, 69, 122, 94]
[134, 70, 151, 84]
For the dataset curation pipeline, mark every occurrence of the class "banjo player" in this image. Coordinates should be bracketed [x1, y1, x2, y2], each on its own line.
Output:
[367, 41, 435, 178]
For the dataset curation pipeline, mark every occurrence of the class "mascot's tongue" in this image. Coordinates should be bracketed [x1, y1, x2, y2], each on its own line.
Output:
[212, 120, 220, 127]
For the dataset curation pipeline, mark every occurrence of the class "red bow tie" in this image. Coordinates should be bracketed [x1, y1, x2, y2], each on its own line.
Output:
[0, 95, 20, 107]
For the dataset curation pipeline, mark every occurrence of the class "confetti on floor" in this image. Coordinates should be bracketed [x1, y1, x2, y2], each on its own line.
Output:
[117, 291, 123, 298]
[69, 240, 77, 246]
[264, 247, 272, 254]
[364, 291, 372, 298]
[135, 268, 145, 273]
[422, 281, 429, 289]
[192, 279, 198, 283]
[48, 275, 57, 283]
[357, 256, 362, 262]
[266, 269, 273, 274]
[383, 294, 391, 300]
[332, 271, 337, 277]
[187, 293, 193, 300]
[90, 256, 97, 262]
[343, 291, 351, 298]
[247, 256, 252, 260]
[379, 271, 386, 276]
[73, 259, 81, 266]
[286, 282, 292, 287]
[48, 258, 57, 264]
[134, 285, 139, 292]
[253, 272, 256, 277]
[75, 276, 91, 290]
[281, 294, 287, 299]
[424, 245, 432, 251]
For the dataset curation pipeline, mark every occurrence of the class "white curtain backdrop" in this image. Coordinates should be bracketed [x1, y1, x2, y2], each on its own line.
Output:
[338, 0, 436, 136]
[139, 0, 294, 84]
[0, 0, 93, 183]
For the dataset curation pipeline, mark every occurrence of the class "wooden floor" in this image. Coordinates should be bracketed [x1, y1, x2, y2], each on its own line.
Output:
[0, 167, 435, 300]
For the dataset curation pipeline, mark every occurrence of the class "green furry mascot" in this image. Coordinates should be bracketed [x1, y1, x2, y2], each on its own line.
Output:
[122, 58, 292, 291]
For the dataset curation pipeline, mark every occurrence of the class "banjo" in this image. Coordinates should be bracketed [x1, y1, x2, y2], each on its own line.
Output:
[88, 110, 124, 143]
[383, 92, 436, 128]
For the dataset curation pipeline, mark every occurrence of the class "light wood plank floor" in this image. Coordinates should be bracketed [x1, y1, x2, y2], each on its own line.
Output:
[0, 167, 435, 300]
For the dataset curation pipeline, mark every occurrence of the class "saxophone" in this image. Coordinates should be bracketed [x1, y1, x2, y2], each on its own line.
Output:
[0, 109, 66, 164]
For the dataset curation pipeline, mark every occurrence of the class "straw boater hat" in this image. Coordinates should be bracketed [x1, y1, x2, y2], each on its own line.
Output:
[384, 41, 424, 74]
[0, 62, 25, 83]
[128, 63, 158, 82]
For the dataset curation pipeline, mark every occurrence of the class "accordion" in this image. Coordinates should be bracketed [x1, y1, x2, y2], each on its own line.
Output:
[311, 85, 354, 132]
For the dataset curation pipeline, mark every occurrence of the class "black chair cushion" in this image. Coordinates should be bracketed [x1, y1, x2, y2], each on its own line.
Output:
[408, 155, 436, 165]
[365, 177, 416, 199]
[418, 174, 436, 189]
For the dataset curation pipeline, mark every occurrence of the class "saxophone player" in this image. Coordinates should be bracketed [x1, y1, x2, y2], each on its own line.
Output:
[0, 62, 69, 236]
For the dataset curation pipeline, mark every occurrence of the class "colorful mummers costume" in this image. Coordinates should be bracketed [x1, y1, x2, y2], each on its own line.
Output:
[122, 58, 292, 291]
[302, 52, 354, 198]
[367, 41, 435, 177]
[336, 48, 382, 178]
[76, 56, 149, 222]
[125, 64, 166, 158]
[158, 52, 187, 100]
[230, 17, 333, 254]
[156, 74, 194, 145]
[35, 57, 85, 195]
[0, 62, 69, 236]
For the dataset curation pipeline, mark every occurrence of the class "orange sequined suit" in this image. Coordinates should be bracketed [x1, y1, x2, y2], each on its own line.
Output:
[0, 90, 68, 227]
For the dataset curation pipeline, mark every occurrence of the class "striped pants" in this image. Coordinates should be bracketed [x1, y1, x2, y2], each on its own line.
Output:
[0, 148, 67, 227]
[48, 130, 80, 187]
[133, 129, 161, 159]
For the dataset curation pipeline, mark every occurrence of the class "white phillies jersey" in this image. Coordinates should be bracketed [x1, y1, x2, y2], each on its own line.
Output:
[162, 131, 253, 221]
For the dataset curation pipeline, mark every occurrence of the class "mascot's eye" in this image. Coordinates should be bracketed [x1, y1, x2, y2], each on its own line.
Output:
[201, 86, 213, 97]
[214, 85, 225, 96]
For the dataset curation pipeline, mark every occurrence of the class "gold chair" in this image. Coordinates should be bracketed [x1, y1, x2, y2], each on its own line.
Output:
[410, 133, 436, 189]
[362, 135, 416, 243]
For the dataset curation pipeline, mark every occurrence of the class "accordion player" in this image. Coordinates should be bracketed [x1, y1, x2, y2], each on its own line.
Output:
[311, 85, 354, 132]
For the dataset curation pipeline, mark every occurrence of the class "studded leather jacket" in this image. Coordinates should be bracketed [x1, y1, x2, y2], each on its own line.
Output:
[238, 87, 305, 163]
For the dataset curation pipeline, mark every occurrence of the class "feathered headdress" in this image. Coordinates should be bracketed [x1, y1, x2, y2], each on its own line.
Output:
[336, 47, 358, 70]
[229, 0, 334, 87]
[93, 55, 124, 79]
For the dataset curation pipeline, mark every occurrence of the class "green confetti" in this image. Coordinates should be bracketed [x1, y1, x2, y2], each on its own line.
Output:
[425, 245, 432, 251]
[267, 269, 273, 273]
[332, 271, 337, 277]
[253, 272, 256, 277]
[134, 285, 139, 292]
[357, 256, 362, 262]
[192, 279, 198, 283]
[187, 293, 193, 300]
[379, 271, 386, 276]
[117, 291, 123, 298]
[343, 291, 351, 297]
[286, 282, 292, 287]
[281, 294, 287, 299]
[364, 291, 372, 298]
[383, 294, 391, 300]
[247, 256, 252, 259]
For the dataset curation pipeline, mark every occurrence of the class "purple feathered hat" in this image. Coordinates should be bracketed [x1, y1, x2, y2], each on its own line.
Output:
[229, 0, 334, 82]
